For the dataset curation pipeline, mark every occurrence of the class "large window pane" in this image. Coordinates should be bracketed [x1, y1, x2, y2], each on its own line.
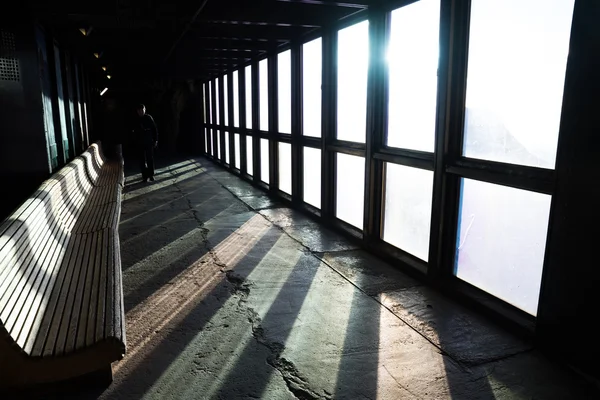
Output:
[278, 142, 292, 194]
[245, 65, 252, 129]
[246, 136, 253, 175]
[303, 38, 322, 137]
[337, 21, 369, 143]
[259, 59, 269, 131]
[455, 179, 552, 315]
[278, 50, 292, 134]
[387, 0, 440, 152]
[383, 164, 434, 261]
[203, 83, 207, 124]
[463, 0, 574, 169]
[233, 70, 239, 127]
[234, 134, 241, 169]
[215, 78, 218, 125]
[204, 128, 209, 154]
[303, 147, 321, 208]
[217, 133, 221, 160]
[208, 83, 213, 124]
[225, 132, 230, 164]
[336, 153, 365, 229]
[224, 75, 229, 126]
[260, 138, 270, 184]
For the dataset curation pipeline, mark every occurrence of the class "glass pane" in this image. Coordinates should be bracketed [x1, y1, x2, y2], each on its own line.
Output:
[336, 153, 365, 229]
[278, 142, 292, 194]
[383, 164, 434, 261]
[303, 38, 322, 137]
[234, 134, 241, 169]
[203, 84, 207, 123]
[208, 83, 213, 124]
[246, 136, 253, 175]
[261, 138, 270, 184]
[245, 65, 253, 129]
[387, 0, 440, 152]
[303, 147, 321, 208]
[225, 132, 230, 164]
[278, 50, 292, 134]
[233, 70, 240, 127]
[224, 75, 229, 126]
[204, 128, 209, 154]
[259, 59, 269, 131]
[216, 78, 220, 125]
[217, 132, 221, 159]
[455, 179, 552, 315]
[337, 21, 369, 143]
[463, 0, 574, 169]
[210, 130, 215, 156]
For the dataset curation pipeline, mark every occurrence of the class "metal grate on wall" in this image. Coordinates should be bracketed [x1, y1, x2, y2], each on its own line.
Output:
[0, 29, 20, 82]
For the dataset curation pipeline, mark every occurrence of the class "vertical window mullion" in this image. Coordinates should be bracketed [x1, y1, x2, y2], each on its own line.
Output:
[322, 30, 337, 221]
[292, 42, 303, 204]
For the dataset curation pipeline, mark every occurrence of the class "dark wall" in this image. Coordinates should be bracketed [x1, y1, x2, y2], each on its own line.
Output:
[0, 20, 51, 220]
[537, 0, 600, 380]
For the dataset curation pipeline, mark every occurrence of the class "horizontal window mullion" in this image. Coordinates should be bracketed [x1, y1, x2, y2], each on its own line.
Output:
[299, 136, 322, 148]
[446, 159, 555, 194]
[374, 150, 434, 171]
[327, 144, 365, 157]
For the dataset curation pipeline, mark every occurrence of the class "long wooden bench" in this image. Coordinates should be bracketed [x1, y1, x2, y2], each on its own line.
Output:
[0, 142, 126, 388]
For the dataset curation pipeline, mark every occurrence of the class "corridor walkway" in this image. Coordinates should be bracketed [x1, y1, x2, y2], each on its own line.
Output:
[96, 158, 596, 399]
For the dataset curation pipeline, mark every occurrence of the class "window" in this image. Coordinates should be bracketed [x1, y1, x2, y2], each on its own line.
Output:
[278, 50, 292, 134]
[208, 82, 213, 124]
[203, 83, 207, 124]
[303, 38, 322, 138]
[217, 133, 221, 160]
[383, 164, 434, 261]
[224, 75, 229, 126]
[336, 153, 365, 229]
[259, 59, 269, 131]
[303, 147, 321, 208]
[463, 0, 575, 169]
[234, 134, 241, 169]
[278, 142, 292, 194]
[204, 128, 209, 154]
[215, 78, 218, 125]
[387, 0, 440, 152]
[337, 21, 369, 143]
[246, 136, 253, 175]
[225, 132, 230, 164]
[260, 138, 270, 184]
[245, 65, 252, 129]
[212, 131, 216, 157]
[455, 179, 552, 315]
[233, 70, 239, 127]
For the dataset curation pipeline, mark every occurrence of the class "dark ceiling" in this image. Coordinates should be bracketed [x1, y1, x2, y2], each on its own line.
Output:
[31, 0, 376, 86]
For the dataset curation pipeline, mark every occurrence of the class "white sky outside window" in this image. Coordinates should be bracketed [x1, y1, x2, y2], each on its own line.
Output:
[278, 142, 292, 194]
[337, 21, 369, 143]
[234, 134, 240, 169]
[259, 59, 269, 131]
[216, 133, 221, 160]
[278, 50, 292, 134]
[233, 70, 239, 127]
[387, 0, 440, 152]
[464, 0, 574, 169]
[224, 75, 229, 126]
[204, 128, 208, 154]
[383, 164, 434, 261]
[225, 132, 230, 164]
[261, 138, 270, 184]
[215, 78, 220, 125]
[208, 83, 213, 124]
[246, 137, 253, 175]
[245, 65, 252, 129]
[203, 84, 206, 123]
[455, 179, 552, 315]
[303, 38, 322, 137]
[336, 153, 365, 229]
[303, 147, 321, 208]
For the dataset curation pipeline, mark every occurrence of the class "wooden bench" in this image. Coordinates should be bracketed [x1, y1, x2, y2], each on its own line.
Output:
[0, 142, 126, 388]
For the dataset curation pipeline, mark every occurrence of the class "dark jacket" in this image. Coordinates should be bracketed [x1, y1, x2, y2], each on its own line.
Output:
[135, 114, 158, 145]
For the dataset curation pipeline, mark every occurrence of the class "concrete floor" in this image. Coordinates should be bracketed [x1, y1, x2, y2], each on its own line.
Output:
[47, 157, 600, 399]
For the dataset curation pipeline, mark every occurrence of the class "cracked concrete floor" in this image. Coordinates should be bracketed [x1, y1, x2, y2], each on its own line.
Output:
[86, 158, 598, 399]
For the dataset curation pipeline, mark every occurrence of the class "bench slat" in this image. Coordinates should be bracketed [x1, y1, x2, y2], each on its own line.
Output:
[95, 229, 109, 343]
[75, 232, 100, 351]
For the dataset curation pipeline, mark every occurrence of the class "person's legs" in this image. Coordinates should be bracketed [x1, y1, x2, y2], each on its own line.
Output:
[139, 145, 148, 181]
[146, 144, 155, 180]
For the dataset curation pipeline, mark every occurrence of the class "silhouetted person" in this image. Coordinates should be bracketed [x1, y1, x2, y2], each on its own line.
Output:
[133, 104, 158, 182]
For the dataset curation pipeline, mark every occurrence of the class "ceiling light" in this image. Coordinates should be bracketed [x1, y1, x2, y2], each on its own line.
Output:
[79, 28, 87, 36]
[107, 75, 111, 79]
[102, 66, 107, 71]
[93, 52, 102, 59]
[100, 88, 108, 96]
[79, 26, 93, 36]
